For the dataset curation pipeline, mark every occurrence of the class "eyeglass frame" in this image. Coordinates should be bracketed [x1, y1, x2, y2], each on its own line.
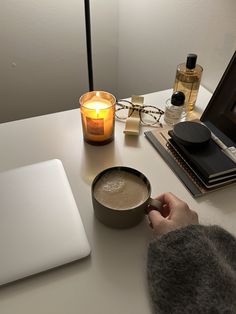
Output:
[115, 99, 164, 126]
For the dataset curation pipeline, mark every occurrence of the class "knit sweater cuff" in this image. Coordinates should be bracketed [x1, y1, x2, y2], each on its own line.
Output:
[147, 224, 236, 314]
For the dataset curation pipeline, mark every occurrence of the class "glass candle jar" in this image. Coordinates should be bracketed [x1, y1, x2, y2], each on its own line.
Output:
[79, 91, 116, 145]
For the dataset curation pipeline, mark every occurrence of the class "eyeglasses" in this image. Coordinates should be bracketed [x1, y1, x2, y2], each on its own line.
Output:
[116, 99, 164, 127]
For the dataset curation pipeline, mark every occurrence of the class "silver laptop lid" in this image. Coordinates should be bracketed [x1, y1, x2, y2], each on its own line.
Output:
[0, 159, 90, 285]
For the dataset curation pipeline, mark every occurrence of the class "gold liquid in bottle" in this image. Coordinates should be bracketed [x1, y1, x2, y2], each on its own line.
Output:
[173, 54, 203, 112]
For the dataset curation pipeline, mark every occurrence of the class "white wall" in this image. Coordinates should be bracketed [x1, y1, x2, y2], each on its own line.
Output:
[1, 0, 88, 123]
[1, 0, 236, 122]
[90, 0, 118, 97]
[117, 0, 236, 98]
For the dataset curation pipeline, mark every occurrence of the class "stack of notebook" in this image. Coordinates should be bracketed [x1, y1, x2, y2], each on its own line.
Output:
[145, 128, 236, 197]
[168, 129, 236, 188]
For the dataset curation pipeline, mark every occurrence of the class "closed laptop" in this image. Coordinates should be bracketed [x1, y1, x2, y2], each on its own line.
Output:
[0, 159, 90, 285]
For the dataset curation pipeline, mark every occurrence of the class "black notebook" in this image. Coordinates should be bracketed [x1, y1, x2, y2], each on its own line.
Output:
[168, 130, 236, 180]
[144, 129, 236, 197]
[168, 138, 236, 187]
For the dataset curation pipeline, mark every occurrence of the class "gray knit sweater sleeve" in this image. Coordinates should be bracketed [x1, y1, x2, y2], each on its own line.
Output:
[147, 225, 236, 314]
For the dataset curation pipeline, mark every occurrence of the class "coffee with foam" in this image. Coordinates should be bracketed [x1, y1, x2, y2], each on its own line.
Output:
[93, 169, 149, 210]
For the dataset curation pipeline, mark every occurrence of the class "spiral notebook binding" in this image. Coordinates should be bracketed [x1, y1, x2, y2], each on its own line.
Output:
[166, 141, 206, 193]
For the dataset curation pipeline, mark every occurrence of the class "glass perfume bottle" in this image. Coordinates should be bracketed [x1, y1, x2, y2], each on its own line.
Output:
[173, 53, 203, 113]
[164, 91, 185, 125]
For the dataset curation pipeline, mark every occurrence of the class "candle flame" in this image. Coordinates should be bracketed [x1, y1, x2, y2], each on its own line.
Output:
[95, 104, 100, 117]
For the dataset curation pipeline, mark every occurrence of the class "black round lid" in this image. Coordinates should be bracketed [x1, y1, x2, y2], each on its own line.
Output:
[171, 91, 185, 106]
[172, 121, 211, 146]
[186, 53, 197, 69]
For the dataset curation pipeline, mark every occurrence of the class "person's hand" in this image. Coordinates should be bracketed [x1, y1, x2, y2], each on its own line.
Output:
[148, 192, 199, 236]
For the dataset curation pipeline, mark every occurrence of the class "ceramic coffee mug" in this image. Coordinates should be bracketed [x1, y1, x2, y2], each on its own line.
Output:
[91, 166, 162, 228]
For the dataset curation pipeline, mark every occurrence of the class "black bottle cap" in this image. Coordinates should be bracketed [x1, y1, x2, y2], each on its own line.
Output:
[186, 53, 197, 69]
[171, 91, 185, 106]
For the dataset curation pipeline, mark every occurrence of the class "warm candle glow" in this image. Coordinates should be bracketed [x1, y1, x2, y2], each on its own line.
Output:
[80, 91, 116, 145]
[84, 101, 110, 117]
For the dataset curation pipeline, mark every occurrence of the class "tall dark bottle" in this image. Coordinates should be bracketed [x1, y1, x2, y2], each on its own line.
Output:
[173, 53, 203, 112]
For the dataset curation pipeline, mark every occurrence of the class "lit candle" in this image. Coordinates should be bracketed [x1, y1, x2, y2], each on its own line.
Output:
[79, 91, 116, 145]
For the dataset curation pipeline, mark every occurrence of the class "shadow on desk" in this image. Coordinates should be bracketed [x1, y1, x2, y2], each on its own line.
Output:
[123, 135, 141, 148]
[80, 141, 121, 185]
[91, 214, 153, 289]
[196, 183, 236, 215]
[0, 256, 91, 296]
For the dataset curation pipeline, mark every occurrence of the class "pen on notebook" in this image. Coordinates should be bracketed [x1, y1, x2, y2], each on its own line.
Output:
[211, 132, 236, 163]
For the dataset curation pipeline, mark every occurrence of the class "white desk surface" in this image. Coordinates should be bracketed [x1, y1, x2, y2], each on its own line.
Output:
[0, 87, 235, 314]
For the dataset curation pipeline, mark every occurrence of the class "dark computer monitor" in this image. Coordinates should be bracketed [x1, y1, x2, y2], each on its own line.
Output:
[201, 50, 236, 144]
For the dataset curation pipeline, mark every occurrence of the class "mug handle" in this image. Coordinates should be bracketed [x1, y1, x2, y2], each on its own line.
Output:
[147, 198, 162, 213]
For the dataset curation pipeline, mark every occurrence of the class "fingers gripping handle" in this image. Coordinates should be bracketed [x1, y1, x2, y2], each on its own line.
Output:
[149, 198, 162, 212]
